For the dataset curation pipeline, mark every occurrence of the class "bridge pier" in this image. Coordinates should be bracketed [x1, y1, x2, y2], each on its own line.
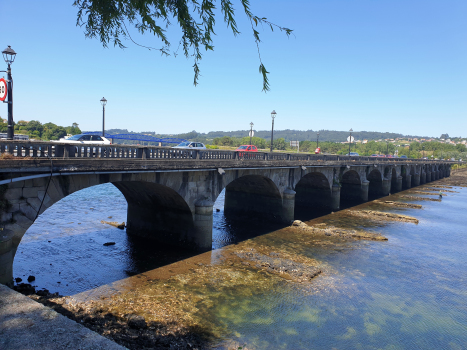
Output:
[396, 176, 403, 192]
[382, 178, 391, 196]
[331, 185, 340, 211]
[404, 174, 412, 189]
[421, 172, 426, 184]
[193, 199, 214, 250]
[426, 171, 432, 182]
[282, 189, 296, 224]
[361, 181, 369, 202]
[413, 173, 421, 187]
[0, 235, 13, 287]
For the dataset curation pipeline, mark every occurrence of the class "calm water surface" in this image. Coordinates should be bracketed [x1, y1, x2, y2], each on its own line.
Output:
[14, 183, 467, 349]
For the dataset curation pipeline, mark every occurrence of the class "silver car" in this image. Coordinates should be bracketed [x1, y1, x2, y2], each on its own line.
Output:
[172, 141, 206, 149]
[53, 134, 111, 144]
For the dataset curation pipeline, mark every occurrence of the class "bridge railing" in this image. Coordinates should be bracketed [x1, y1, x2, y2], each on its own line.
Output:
[0, 140, 450, 163]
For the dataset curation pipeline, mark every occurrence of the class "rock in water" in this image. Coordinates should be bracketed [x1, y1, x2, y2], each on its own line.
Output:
[127, 314, 147, 329]
[103, 242, 116, 246]
[27, 275, 35, 282]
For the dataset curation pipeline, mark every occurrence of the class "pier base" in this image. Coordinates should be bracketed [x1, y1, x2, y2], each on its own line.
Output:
[282, 189, 296, 224]
[193, 199, 214, 250]
[413, 173, 421, 187]
[331, 185, 340, 211]
[382, 178, 391, 195]
[361, 181, 369, 202]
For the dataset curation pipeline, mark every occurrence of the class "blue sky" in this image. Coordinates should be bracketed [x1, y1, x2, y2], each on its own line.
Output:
[2, 0, 466, 137]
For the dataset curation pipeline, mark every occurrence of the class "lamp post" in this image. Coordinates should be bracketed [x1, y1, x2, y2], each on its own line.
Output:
[249, 122, 254, 146]
[270, 110, 276, 152]
[100, 97, 107, 137]
[422, 145, 425, 158]
[386, 141, 389, 156]
[348, 128, 353, 155]
[2, 46, 17, 140]
[317, 132, 320, 148]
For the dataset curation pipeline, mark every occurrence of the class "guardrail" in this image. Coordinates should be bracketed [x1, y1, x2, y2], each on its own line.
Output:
[0, 140, 451, 163]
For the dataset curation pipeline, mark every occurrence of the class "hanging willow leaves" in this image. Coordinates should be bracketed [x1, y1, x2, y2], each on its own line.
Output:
[73, 0, 292, 91]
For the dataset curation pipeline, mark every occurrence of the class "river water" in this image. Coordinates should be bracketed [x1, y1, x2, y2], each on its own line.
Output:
[13, 180, 467, 349]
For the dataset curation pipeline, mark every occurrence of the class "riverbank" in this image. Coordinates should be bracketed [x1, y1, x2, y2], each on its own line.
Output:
[0, 284, 126, 350]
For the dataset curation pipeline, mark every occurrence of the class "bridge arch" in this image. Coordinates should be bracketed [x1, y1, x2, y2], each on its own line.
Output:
[340, 170, 363, 205]
[223, 174, 287, 222]
[294, 171, 332, 210]
[113, 181, 195, 245]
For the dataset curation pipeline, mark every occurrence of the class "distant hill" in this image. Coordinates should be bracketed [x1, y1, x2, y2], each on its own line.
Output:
[204, 129, 410, 142]
[87, 128, 418, 144]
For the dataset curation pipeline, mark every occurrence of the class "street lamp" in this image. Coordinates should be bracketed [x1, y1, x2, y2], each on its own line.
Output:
[386, 141, 389, 156]
[249, 122, 254, 146]
[2, 46, 17, 140]
[348, 128, 353, 155]
[100, 97, 107, 137]
[270, 110, 276, 152]
[317, 132, 320, 148]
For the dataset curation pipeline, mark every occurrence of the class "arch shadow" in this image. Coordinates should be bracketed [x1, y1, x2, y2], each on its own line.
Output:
[224, 175, 284, 222]
[340, 170, 362, 207]
[368, 169, 384, 199]
[294, 172, 333, 220]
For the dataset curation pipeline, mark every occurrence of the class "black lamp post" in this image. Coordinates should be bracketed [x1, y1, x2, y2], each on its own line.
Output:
[2, 46, 17, 140]
[422, 145, 425, 158]
[249, 122, 254, 146]
[100, 97, 107, 137]
[348, 128, 353, 155]
[270, 110, 276, 152]
[317, 132, 320, 148]
[386, 141, 389, 156]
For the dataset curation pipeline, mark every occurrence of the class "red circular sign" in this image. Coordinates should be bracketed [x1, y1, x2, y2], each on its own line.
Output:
[0, 78, 7, 102]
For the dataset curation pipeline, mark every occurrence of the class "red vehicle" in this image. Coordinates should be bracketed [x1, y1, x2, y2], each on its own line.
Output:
[315, 147, 321, 154]
[236, 145, 258, 156]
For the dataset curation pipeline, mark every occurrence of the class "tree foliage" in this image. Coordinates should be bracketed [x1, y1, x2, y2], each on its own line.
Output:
[12, 120, 81, 140]
[73, 0, 292, 91]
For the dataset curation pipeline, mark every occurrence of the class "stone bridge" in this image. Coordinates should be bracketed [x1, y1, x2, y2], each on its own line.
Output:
[0, 141, 454, 286]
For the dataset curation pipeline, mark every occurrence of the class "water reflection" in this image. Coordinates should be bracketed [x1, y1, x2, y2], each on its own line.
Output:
[12, 182, 467, 350]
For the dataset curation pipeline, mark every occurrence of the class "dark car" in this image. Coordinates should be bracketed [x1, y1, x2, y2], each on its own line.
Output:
[400, 155, 408, 159]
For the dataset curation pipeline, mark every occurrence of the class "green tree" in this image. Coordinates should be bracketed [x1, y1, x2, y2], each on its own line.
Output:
[0, 119, 7, 133]
[273, 138, 286, 150]
[73, 0, 292, 91]
[42, 123, 67, 140]
[24, 120, 44, 138]
[66, 122, 82, 135]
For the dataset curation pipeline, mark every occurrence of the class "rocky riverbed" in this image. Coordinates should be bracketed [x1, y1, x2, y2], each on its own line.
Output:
[291, 220, 387, 241]
[345, 209, 419, 224]
[373, 200, 422, 209]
